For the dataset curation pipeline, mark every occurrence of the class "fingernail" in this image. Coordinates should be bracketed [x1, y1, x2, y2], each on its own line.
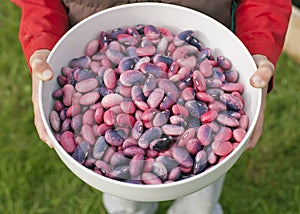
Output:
[42, 69, 53, 80]
[250, 75, 265, 87]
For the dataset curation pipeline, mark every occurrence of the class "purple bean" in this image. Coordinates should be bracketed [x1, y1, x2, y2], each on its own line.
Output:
[93, 136, 108, 159]
[168, 166, 181, 181]
[142, 74, 156, 97]
[69, 56, 91, 69]
[110, 152, 130, 168]
[109, 165, 130, 181]
[105, 129, 125, 146]
[152, 161, 168, 181]
[119, 70, 146, 87]
[171, 147, 193, 169]
[140, 62, 164, 78]
[138, 127, 163, 149]
[73, 141, 90, 164]
[152, 110, 170, 127]
[193, 150, 208, 174]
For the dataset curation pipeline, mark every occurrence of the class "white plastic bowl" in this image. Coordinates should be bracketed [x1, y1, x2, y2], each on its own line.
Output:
[39, 3, 261, 202]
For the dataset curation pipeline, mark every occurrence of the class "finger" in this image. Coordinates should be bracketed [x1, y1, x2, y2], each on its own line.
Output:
[30, 49, 53, 81]
[32, 75, 53, 148]
[250, 55, 275, 88]
[246, 86, 267, 150]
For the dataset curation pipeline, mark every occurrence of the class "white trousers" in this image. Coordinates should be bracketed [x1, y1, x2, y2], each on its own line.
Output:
[103, 175, 226, 214]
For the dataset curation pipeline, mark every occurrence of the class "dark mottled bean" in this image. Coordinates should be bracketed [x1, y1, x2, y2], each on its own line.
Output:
[150, 135, 173, 152]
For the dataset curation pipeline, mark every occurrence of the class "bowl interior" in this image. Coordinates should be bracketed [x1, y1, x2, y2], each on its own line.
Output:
[40, 3, 261, 201]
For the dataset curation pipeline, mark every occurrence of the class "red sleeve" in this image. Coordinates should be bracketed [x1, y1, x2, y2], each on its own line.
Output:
[11, 0, 69, 66]
[235, 0, 292, 66]
[235, 0, 292, 92]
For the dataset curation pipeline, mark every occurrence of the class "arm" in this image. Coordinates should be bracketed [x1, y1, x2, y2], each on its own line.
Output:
[234, 0, 292, 149]
[235, 0, 291, 91]
[11, 0, 69, 66]
[12, 0, 69, 147]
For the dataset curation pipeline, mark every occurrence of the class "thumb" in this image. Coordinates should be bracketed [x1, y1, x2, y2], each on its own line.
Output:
[250, 54, 275, 88]
[29, 49, 53, 81]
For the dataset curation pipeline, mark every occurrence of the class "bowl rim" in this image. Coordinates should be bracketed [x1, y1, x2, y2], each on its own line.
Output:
[39, 2, 262, 190]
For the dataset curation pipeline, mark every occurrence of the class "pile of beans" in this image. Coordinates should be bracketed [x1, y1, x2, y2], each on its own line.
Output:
[49, 24, 249, 185]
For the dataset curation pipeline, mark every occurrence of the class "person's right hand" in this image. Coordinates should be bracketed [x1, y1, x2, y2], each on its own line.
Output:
[29, 49, 54, 148]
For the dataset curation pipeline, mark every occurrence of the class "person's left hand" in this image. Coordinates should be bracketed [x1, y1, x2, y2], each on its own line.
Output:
[246, 54, 275, 150]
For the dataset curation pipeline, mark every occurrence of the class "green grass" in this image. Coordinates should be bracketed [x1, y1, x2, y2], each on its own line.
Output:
[1, 2, 300, 214]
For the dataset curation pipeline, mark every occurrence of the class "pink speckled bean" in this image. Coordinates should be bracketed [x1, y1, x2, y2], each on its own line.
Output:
[147, 88, 164, 108]
[233, 128, 247, 142]
[129, 154, 144, 177]
[82, 109, 95, 126]
[79, 91, 100, 106]
[103, 68, 117, 90]
[101, 93, 123, 109]
[82, 124, 96, 145]
[62, 84, 75, 107]
[178, 128, 196, 147]
[197, 124, 213, 146]
[61, 131, 76, 153]
[142, 172, 162, 185]
[212, 141, 233, 157]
